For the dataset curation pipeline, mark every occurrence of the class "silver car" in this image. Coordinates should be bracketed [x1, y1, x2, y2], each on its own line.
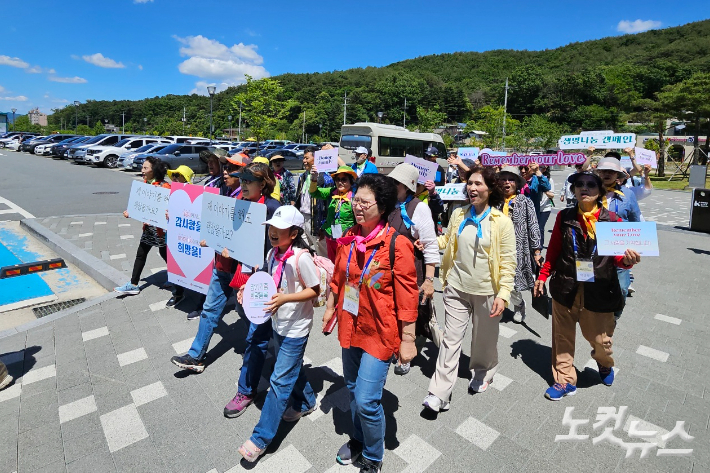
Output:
[118, 143, 170, 170]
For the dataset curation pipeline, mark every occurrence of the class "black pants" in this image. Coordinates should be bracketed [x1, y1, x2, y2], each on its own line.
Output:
[130, 242, 183, 296]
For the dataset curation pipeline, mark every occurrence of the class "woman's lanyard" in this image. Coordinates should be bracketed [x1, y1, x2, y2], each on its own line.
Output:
[571, 228, 596, 257]
[333, 191, 351, 222]
[269, 251, 286, 289]
[206, 176, 221, 188]
[346, 242, 380, 287]
[230, 187, 241, 198]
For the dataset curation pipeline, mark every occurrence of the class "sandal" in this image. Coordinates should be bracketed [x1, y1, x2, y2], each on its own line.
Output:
[238, 439, 265, 463]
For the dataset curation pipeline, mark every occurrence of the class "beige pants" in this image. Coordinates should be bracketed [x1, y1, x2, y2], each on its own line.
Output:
[303, 214, 328, 257]
[551, 285, 615, 385]
[428, 285, 498, 401]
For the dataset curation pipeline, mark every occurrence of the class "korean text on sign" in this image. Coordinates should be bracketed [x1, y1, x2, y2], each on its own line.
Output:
[200, 194, 267, 268]
[558, 133, 636, 150]
[126, 180, 171, 229]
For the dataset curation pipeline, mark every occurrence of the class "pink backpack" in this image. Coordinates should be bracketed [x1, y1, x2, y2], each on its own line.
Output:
[294, 249, 334, 307]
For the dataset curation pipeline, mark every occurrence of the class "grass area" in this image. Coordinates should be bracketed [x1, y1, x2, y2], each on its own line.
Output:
[649, 172, 710, 191]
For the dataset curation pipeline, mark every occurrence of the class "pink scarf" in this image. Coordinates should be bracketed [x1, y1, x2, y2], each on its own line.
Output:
[337, 220, 385, 253]
[272, 246, 294, 287]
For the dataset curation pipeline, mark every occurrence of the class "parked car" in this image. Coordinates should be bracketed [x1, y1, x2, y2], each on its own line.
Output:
[22, 134, 78, 154]
[132, 144, 214, 173]
[54, 136, 92, 159]
[118, 143, 171, 170]
[0, 132, 36, 147]
[84, 137, 171, 168]
[264, 150, 304, 171]
[6, 135, 37, 151]
[19, 136, 50, 152]
[47, 136, 88, 157]
[33, 135, 80, 156]
[69, 134, 139, 163]
[281, 143, 312, 157]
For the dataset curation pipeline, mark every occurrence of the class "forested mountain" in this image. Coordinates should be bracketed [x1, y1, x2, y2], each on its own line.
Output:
[47, 19, 710, 141]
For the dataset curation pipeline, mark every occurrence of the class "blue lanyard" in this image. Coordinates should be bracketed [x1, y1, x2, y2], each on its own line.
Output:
[346, 242, 381, 287]
[571, 228, 596, 257]
[400, 195, 415, 229]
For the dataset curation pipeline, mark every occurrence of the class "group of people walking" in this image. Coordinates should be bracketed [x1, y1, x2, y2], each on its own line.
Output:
[103, 144, 646, 472]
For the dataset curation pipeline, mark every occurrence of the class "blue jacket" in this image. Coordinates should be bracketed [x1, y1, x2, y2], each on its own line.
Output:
[350, 160, 378, 176]
[524, 175, 551, 216]
[607, 185, 641, 222]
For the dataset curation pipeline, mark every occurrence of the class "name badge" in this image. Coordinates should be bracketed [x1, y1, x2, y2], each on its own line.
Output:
[331, 224, 343, 239]
[575, 258, 595, 282]
[343, 283, 360, 316]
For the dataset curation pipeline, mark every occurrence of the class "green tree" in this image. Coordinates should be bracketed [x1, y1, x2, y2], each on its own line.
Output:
[231, 75, 284, 144]
[414, 106, 446, 133]
[92, 120, 105, 135]
[464, 106, 519, 149]
[657, 72, 710, 165]
[628, 98, 671, 176]
[514, 115, 567, 152]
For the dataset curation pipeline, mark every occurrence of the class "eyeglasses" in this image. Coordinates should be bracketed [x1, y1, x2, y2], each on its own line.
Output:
[500, 177, 518, 182]
[334, 176, 350, 183]
[573, 180, 598, 190]
[224, 165, 239, 172]
[351, 198, 377, 210]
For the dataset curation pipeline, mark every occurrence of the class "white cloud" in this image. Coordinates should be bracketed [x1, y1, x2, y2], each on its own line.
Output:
[82, 53, 125, 69]
[617, 19, 661, 34]
[48, 76, 88, 84]
[26, 65, 43, 73]
[52, 98, 69, 103]
[138, 64, 143, 70]
[48, 68, 56, 74]
[0, 55, 29, 68]
[134, 0, 153, 3]
[0, 85, 4, 93]
[174, 35, 268, 93]
[0, 96, 29, 101]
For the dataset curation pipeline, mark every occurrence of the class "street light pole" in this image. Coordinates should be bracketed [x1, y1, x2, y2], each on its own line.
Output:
[74, 101, 80, 133]
[207, 86, 216, 141]
[228, 115, 232, 140]
[143, 117, 147, 134]
[377, 111, 383, 124]
[238, 102, 242, 142]
[11, 108, 16, 131]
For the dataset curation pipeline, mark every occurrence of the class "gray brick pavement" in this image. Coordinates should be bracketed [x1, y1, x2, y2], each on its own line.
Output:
[1, 208, 708, 472]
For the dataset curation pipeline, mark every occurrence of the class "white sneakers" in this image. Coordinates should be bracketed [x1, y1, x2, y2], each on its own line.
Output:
[422, 394, 450, 412]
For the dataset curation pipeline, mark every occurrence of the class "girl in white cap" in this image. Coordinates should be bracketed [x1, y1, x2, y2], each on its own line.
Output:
[236, 205, 322, 463]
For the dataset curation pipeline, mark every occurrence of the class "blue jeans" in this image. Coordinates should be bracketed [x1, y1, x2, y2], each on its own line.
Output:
[342, 347, 390, 463]
[188, 268, 236, 360]
[237, 320, 272, 396]
[615, 268, 631, 320]
[250, 332, 316, 450]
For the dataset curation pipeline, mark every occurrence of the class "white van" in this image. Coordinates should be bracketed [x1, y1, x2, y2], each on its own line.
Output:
[85, 137, 172, 168]
[338, 123, 446, 173]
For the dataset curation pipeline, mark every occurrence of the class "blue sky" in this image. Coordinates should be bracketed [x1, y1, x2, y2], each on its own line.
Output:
[1, 0, 708, 116]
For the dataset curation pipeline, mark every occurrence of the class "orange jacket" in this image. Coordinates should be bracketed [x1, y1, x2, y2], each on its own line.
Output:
[330, 225, 419, 361]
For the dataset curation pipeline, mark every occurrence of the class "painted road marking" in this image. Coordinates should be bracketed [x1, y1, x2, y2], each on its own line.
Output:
[0, 196, 34, 218]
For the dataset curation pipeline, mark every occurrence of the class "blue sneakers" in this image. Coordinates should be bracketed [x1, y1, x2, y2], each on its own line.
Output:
[598, 364, 615, 386]
[544, 383, 577, 401]
[114, 283, 140, 295]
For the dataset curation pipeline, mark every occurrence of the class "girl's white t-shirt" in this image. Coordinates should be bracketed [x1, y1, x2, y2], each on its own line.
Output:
[267, 249, 321, 338]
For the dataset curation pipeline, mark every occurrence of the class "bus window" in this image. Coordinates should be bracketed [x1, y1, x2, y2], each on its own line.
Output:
[378, 137, 424, 158]
[340, 135, 372, 151]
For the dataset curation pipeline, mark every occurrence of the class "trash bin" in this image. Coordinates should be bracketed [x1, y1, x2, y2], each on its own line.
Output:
[690, 188, 710, 233]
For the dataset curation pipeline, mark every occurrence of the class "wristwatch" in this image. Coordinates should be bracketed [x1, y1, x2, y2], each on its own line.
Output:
[425, 276, 435, 282]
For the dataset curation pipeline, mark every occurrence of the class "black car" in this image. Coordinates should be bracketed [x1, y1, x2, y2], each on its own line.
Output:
[49, 136, 90, 158]
[24, 134, 78, 154]
[264, 150, 304, 171]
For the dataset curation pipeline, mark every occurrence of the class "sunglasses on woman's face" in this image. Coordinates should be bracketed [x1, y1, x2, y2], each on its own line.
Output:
[224, 165, 239, 172]
[574, 180, 598, 190]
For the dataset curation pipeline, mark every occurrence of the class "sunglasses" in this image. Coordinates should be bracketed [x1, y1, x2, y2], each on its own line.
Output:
[573, 180, 598, 190]
[500, 177, 518, 182]
[224, 165, 239, 172]
[334, 176, 351, 183]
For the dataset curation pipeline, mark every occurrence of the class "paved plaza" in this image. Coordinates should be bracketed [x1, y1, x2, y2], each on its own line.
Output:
[1, 193, 709, 473]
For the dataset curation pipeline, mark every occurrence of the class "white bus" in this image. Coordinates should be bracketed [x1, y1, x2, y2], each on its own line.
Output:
[338, 123, 447, 173]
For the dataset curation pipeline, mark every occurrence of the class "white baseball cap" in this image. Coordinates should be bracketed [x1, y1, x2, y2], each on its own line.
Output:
[354, 146, 368, 155]
[263, 205, 305, 229]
